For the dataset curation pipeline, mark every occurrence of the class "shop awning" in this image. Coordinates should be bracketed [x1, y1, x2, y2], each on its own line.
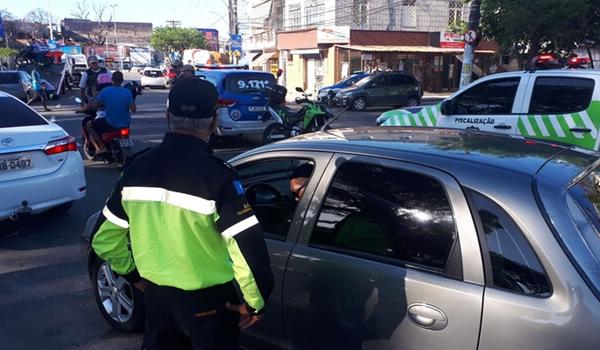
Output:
[251, 51, 277, 67]
[336, 45, 495, 54]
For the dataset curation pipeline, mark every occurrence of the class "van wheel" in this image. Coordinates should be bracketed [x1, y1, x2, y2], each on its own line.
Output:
[352, 97, 367, 111]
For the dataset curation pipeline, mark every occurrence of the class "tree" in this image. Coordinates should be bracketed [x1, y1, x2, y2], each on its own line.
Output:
[150, 27, 208, 56]
[481, 0, 600, 67]
[70, 0, 113, 45]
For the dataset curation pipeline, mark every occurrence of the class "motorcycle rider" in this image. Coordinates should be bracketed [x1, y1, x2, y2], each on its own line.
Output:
[168, 59, 184, 85]
[79, 55, 108, 105]
[83, 71, 136, 157]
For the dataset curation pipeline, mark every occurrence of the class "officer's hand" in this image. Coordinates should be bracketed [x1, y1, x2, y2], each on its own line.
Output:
[225, 302, 263, 329]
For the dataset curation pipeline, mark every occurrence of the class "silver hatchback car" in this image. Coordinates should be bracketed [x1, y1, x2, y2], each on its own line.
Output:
[0, 70, 33, 101]
[83, 127, 600, 349]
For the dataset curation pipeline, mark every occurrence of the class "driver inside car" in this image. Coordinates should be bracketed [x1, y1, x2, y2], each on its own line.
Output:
[290, 163, 314, 202]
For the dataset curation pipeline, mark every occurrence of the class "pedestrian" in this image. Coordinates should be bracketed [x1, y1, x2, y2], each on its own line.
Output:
[91, 77, 274, 350]
[79, 55, 108, 105]
[28, 69, 51, 111]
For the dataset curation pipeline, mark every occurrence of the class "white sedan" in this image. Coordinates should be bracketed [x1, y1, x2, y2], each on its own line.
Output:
[140, 68, 168, 89]
[0, 92, 86, 221]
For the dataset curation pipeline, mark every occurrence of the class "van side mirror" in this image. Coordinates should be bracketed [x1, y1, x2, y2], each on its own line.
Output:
[295, 87, 304, 93]
[440, 100, 452, 115]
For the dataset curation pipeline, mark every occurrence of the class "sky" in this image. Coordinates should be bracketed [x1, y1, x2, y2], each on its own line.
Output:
[1, 0, 230, 37]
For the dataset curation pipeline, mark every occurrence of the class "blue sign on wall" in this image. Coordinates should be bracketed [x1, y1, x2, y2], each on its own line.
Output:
[0, 17, 5, 41]
[229, 34, 242, 56]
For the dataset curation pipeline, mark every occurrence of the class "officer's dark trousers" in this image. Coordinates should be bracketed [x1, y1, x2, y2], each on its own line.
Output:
[142, 281, 240, 350]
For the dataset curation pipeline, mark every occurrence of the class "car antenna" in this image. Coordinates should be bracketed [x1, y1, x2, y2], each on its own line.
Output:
[320, 106, 350, 132]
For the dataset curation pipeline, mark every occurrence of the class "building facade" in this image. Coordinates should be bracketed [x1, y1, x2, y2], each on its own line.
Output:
[61, 18, 153, 47]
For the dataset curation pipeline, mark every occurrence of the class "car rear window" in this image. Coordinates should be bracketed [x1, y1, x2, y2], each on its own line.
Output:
[0, 97, 47, 128]
[225, 74, 275, 93]
[0, 73, 20, 84]
[144, 70, 163, 77]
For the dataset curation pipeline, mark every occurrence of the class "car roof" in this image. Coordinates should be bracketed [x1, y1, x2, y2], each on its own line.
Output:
[236, 127, 597, 186]
[478, 69, 600, 80]
[198, 69, 274, 75]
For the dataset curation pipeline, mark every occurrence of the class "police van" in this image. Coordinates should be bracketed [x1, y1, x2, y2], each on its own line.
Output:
[378, 69, 600, 151]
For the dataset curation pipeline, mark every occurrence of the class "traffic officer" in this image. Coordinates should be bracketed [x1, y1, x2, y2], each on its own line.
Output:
[79, 55, 108, 105]
[91, 77, 274, 349]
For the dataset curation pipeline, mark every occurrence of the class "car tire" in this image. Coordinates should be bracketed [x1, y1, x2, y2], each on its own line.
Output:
[405, 97, 419, 107]
[91, 258, 144, 333]
[352, 97, 367, 111]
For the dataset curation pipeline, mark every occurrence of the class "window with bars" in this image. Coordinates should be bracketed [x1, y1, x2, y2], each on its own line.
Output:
[402, 0, 417, 28]
[352, 0, 369, 29]
[288, 4, 301, 29]
[448, 1, 464, 27]
[306, 2, 325, 26]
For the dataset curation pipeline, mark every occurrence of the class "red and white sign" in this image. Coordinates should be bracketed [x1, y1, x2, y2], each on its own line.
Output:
[464, 29, 478, 44]
[440, 32, 465, 49]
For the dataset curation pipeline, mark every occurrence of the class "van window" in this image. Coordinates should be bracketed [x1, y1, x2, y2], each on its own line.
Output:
[0, 73, 20, 84]
[529, 77, 594, 114]
[225, 74, 275, 93]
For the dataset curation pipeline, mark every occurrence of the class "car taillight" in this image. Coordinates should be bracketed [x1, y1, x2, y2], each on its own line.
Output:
[120, 128, 130, 137]
[217, 98, 237, 107]
[44, 136, 77, 155]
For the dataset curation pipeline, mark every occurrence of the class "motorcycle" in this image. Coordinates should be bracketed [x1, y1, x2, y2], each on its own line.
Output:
[262, 86, 332, 144]
[15, 48, 55, 68]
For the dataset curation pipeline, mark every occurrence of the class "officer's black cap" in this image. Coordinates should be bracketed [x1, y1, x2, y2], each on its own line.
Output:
[168, 78, 218, 119]
[292, 163, 313, 178]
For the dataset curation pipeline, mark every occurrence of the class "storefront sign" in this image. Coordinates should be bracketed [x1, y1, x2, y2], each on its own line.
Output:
[317, 26, 350, 44]
[440, 32, 465, 49]
[361, 53, 373, 61]
[270, 64, 279, 76]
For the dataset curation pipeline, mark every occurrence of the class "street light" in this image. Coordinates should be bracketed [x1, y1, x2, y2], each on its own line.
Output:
[109, 4, 123, 71]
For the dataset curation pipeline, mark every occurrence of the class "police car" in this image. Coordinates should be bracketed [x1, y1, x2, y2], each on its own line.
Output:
[378, 68, 600, 151]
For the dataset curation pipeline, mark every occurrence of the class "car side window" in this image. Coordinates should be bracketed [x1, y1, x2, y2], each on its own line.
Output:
[389, 74, 413, 86]
[452, 77, 520, 115]
[367, 76, 387, 89]
[310, 161, 458, 273]
[236, 158, 315, 240]
[528, 77, 594, 114]
[470, 191, 551, 297]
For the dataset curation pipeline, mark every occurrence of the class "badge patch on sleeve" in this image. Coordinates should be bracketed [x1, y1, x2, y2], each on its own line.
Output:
[233, 180, 245, 195]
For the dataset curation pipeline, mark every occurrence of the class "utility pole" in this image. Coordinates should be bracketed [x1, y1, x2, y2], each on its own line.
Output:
[109, 4, 123, 71]
[166, 20, 181, 28]
[46, 0, 53, 40]
[459, 0, 481, 88]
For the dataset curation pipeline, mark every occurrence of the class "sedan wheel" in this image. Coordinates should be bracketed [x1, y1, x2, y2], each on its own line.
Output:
[92, 259, 144, 332]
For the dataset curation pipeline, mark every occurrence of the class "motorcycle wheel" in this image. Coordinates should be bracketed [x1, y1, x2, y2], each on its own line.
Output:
[15, 55, 29, 67]
[263, 123, 288, 144]
[82, 138, 96, 160]
[306, 115, 327, 132]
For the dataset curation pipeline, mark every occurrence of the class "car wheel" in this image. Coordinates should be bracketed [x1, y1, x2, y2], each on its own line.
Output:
[352, 97, 367, 111]
[91, 258, 144, 333]
[405, 97, 419, 107]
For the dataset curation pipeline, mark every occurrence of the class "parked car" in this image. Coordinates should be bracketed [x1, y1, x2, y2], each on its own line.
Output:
[377, 69, 600, 152]
[333, 71, 422, 111]
[317, 72, 369, 106]
[0, 92, 85, 221]
[195, 69, 276, 139]
[83, 127, 600, 349]
[140, 68, 168, 89]
[0, 70, 34, 101]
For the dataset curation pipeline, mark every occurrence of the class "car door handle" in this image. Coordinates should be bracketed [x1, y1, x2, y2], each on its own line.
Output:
[407, 303, 448, 331]
[570, 127, 592, 133]
[494, 124, 511, 130]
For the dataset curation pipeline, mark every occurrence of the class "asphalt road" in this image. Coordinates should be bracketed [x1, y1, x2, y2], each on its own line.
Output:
[0, 84, 441, 349]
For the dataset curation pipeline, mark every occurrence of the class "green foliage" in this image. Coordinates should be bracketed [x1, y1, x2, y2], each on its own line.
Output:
[448, 20, 468, 35]
[0, 47, 18, 58]
[481, 0, 600, 62]
[150, 27, 208, 55]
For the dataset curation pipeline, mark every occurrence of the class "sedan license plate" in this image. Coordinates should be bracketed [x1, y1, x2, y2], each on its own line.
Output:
[0, 155, 33, 172]
[248, 106, 267, 112]
[119, 138, 134, 148]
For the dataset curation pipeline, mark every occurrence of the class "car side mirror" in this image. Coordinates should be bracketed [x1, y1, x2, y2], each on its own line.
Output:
[440, 100, 452, 115]
[295, 87, 304, 93]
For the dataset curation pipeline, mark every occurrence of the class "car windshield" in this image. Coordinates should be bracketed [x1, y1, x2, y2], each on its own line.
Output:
[560, 167, 600, 295]
[0, 73, 20, 84]
[225, 74, 275, 93]
[0, 96, 47, 128]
